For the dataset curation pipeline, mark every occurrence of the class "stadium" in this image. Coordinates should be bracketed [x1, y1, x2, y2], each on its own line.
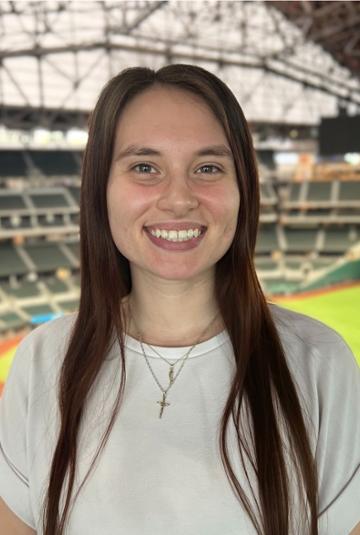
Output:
[0, 1, 359, 386]
[0, 3, 360, 535]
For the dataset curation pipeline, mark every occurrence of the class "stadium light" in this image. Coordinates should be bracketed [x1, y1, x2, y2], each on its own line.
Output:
[344, 153, 360, 165]
[66, 128, 88, 146]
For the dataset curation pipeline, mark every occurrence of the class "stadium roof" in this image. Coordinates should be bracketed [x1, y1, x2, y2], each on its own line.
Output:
[269, 1, 360, 79]
[0, 0, 359, 130]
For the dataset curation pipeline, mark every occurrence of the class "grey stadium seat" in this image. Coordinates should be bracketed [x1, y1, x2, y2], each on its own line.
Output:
[283, 228, 318, 253]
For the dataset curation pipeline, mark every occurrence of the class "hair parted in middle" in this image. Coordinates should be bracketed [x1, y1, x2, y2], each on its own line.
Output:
[41, 64, 318, 535]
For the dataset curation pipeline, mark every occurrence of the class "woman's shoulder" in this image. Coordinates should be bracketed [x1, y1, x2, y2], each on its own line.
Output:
[18, 311, 78, 351]
[2, 313, 79, 410]
[267, 301, 355, 364]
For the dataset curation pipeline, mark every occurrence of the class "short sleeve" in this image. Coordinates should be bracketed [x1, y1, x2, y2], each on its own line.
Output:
[0, 334, 36, 529]
[316, 336, 360, 535]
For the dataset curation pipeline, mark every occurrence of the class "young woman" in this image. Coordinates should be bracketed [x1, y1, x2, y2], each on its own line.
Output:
[1, 64, 359, 535]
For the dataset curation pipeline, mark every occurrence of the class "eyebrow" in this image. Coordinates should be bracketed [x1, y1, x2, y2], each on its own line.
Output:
[115, 144, 233, 161]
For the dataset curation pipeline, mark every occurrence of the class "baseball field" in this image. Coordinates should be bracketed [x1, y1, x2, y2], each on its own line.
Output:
[271, 282, 360, 366]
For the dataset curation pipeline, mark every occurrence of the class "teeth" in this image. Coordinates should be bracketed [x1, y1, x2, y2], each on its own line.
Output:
[149, 228, 202, 241]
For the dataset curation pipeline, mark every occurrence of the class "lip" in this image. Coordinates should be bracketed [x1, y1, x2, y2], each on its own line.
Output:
[144, 226, 206, 251]
[144, 222, 207, 231]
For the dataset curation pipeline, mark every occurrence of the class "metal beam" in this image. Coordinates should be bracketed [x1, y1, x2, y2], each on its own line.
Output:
[1, 36, 358, 105]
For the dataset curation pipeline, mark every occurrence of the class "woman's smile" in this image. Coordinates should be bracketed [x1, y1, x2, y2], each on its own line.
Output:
[144, 225, 207, 251]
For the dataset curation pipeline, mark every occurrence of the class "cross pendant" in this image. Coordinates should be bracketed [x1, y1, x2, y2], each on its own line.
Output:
[169, 365, 175, 384]
[157, 392, 170, 419]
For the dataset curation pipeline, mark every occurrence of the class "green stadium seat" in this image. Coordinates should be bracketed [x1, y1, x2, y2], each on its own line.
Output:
[65, 241, 80, 261]
[23, 242, 75, 271]
[283, 228, 318, 253]
[22, 303, 55, 316]
[0, 311, 25, 330]
[322, 227, 354, 253]
[281, 182, 306, 209]
[288, 183, 303, 203]
[0, 193, 27, 211]
[310, 257, 338, 270]
[255, 257, 279, 271]
[0, 150, 27, 176]
[338, 181, 360, 203]
[260, 182, 277, 204]
[66, 185, 81, 206]
[44, 276, 69, 294]
[284, 258, 304, 270]
[29, 150, 80, 176]
[255, 224, 279, 253]
[2, 280, 41, 299]
[0, 243, 29, 276]
[29, 192, 70, 209]
[58, 299, 79, 312]
[306, 182, 332, 204]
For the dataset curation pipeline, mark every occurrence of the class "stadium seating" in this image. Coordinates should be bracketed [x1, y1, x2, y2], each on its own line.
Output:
[0, 150, 27, 176]
[322, 227, 357, 253]
[338, 181, 360, 205]
[0, 185, 80, 239]
[28, 150, 80, 176]
[0, 147, 359, 335]
[0, 149, 81, 178]
[0, 243, 29, 276]
[259, 181, 277, 223]
[255, 223, 280, 253]
[283, 228, 319, 253]
[281, 179, 360, 223]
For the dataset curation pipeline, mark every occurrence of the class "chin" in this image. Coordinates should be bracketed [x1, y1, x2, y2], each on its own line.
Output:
[151, 264, 211, 280]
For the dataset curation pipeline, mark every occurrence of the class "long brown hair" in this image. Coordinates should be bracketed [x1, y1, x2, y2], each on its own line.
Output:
[41, 64, 318, 535]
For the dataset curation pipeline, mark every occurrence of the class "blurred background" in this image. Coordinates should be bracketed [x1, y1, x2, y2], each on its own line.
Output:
[1, 0, 360, 395]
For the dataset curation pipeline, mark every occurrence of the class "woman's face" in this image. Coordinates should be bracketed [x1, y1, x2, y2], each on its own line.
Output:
[106, 85, 240, 283]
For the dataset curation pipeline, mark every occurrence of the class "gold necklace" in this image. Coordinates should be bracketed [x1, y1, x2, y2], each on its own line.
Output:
[128, 306, 219, 419]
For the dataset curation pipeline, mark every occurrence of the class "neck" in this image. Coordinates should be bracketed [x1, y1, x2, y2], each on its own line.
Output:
[122, 276, 224, 347]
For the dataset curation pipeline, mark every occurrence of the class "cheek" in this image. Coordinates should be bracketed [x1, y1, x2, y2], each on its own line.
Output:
[204, 184, 240, 220]
[106, 180, 127, 237]
[106, 180, 154, 233]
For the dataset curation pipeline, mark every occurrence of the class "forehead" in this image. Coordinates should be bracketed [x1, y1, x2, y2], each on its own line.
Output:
[114, 86, 226, 142]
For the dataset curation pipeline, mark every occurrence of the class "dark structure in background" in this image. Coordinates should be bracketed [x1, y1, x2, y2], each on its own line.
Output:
[319, 115, 360, 156]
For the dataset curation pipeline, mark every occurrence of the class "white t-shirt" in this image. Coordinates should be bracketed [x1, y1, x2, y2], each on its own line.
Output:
[0, 303, 359, 535]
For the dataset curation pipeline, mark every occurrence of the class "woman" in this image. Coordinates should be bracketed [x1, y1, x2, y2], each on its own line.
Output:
[0, 64, 359, 535]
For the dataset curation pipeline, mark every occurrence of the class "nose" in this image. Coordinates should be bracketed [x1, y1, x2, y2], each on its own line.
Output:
[156, 176, 199, 215]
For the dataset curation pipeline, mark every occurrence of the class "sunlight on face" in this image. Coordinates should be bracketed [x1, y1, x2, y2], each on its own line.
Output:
[106, 85, 240, 284]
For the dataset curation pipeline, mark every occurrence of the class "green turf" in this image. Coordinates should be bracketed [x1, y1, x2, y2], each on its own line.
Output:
[272, 285, 360, 366]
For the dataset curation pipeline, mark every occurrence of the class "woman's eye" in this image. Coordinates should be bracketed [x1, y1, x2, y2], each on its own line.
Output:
[196, 164, 222, 174]
[130, 163, 222, 176]
[132, 163, 157, 174]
